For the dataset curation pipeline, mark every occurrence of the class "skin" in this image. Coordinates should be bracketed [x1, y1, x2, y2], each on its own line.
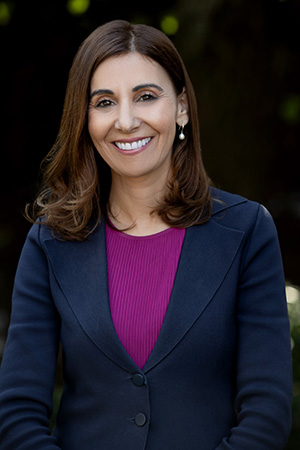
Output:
[88, 52, 189, 235]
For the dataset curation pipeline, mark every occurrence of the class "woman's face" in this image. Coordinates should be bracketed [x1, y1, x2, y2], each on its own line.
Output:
[88, 52, 188, 183]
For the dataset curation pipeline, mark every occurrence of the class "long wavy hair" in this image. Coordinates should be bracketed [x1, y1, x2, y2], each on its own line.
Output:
[26, 20, 212, 240]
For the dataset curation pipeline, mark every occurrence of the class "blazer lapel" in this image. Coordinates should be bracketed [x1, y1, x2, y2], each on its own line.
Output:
[143, 215, 245, 373]
[43, 191, 246, 374]
[44, 221, 139, 373]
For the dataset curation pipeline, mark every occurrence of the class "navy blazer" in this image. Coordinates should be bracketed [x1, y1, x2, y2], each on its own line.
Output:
[0, 189, 293, 449]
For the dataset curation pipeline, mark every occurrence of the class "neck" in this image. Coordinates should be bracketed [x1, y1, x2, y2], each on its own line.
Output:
[108, 173, 169, 236]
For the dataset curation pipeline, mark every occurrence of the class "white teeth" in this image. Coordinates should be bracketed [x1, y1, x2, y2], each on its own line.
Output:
[115, 137, 151, 150]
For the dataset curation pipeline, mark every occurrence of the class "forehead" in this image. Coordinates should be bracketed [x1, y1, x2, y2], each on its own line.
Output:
[90, 52, 174, 90]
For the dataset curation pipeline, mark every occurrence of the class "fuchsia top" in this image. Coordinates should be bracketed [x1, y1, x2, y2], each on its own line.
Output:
[106, 223, 186, 369]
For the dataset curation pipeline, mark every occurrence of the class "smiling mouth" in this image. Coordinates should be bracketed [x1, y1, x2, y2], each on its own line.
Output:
[114, 137, 152, 151]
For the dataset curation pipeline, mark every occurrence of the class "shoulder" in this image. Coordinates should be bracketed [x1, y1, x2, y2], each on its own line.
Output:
[209, 187, 276, 235]
[27, 218, 103, 244]
[206, 188, 281, 254]
[211, 186, 256, 216]
[24, 219, 105, 265]
[23, 220, 58, 252]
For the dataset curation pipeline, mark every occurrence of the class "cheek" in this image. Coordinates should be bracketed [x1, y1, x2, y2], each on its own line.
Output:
[87, 115, 99, 143]
[158, 115, 177, 142]
[88, 121, 113, 163]
[156, 103, 178, 133]
[87, 108, 109, 139]
[87, 119, 108, 162]
[148, 110, 177, 139]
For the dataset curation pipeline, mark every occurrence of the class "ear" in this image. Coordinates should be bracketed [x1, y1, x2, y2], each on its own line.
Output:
[176, 87, 189, 127]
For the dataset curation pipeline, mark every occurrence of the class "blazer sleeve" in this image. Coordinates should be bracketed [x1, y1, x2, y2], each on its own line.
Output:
[215, 204, 293, 450]
[0, 223, 61, 449]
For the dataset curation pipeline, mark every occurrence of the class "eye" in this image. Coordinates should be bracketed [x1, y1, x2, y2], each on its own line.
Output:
[138, 93, 156, 102]
[95, 99, 114, 108]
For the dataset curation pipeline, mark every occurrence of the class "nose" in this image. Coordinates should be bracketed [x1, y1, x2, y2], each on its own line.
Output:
[115, 100, 140, 133]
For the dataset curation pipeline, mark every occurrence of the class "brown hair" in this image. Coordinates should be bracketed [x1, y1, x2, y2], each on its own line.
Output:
[26, 20, 212, 240]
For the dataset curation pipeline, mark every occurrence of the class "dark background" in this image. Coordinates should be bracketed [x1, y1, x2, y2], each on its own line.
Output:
[0, 0, 299, 446]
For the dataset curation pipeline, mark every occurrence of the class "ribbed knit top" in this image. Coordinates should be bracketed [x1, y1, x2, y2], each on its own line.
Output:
[106, 223, 186, 369]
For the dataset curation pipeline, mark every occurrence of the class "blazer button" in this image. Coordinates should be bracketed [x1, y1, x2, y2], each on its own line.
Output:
[135, 413, 147, 427]
[132, 373, 145, 386]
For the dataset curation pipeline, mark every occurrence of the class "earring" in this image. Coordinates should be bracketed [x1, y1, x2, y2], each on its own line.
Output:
[179, 124, 185, 140]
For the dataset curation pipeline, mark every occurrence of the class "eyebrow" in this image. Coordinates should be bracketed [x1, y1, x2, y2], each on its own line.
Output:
[90, 89, 114, 99]
[132, 83, 164, 92]
[90, 83, 164, 99]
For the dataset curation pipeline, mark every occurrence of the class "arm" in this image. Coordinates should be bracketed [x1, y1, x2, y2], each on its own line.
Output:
[216, 205, 293, 449]
[0, 223, 61, 449]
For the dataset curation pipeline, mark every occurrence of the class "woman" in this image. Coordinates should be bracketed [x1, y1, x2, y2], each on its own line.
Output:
[0, 20, 293, 450]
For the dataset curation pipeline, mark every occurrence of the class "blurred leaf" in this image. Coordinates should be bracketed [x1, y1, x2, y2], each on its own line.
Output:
[278, 95, 300, 124]
[161, 15, 179, 35]
[0, 1, 13, 25]
[66, 0, 90, 16]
